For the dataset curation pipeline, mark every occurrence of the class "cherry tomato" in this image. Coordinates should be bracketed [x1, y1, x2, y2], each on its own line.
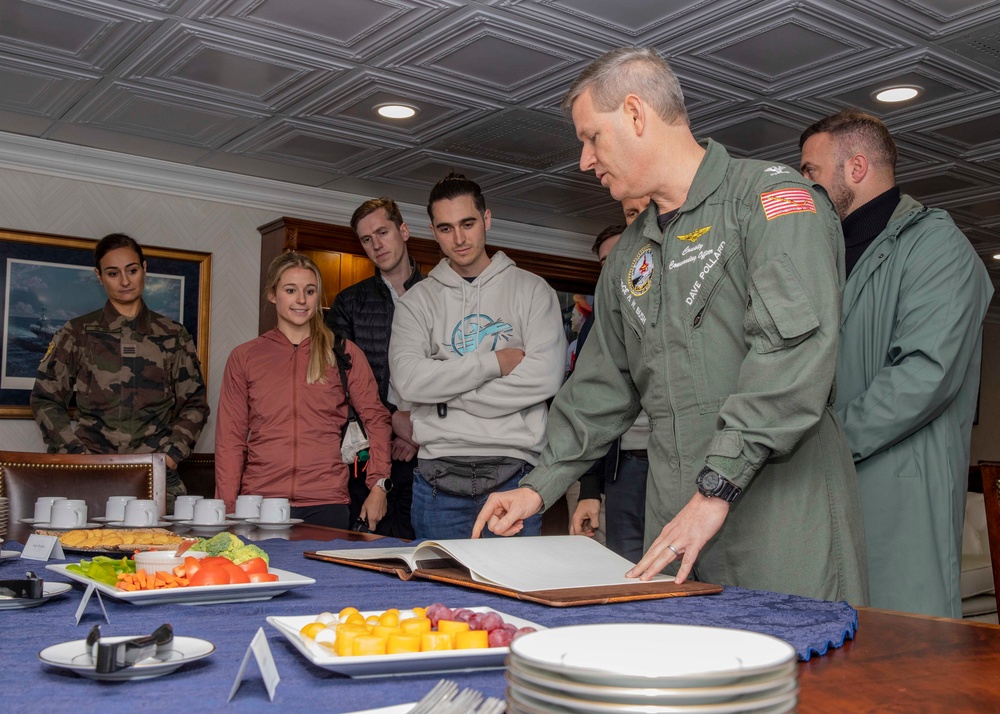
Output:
[237, 557, 268, 575]
[248, 573, 279, 583]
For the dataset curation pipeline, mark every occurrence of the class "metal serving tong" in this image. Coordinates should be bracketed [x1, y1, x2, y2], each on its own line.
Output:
[0, 571, 44, 600]
[86, 623, 174, 674]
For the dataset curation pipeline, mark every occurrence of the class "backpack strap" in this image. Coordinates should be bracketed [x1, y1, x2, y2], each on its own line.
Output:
[334, 334, 366, 436]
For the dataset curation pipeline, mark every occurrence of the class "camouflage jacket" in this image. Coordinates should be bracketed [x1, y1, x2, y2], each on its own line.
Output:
[30, 300, 209, 476]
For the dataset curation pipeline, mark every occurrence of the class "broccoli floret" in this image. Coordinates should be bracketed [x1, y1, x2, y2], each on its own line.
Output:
[227, 544, 269, 566]
[190, 532, 241, 556]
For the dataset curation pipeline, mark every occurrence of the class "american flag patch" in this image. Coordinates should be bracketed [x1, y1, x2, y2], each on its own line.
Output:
[760, 188, 816, 220]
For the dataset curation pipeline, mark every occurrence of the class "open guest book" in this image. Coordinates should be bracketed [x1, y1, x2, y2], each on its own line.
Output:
[304, 535, 722, 607]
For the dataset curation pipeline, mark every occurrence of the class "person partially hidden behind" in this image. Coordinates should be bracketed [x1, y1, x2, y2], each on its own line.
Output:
[328, 196, 423, 538]
[31, 233, 209, 512]
[800, 109, 993, 617]
[474, 47, 868, 604]
[571, 217, 652, 563]
[389, 172, 566, 539]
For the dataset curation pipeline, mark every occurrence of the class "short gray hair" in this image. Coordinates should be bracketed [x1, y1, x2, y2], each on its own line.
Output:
[562, 47, 688, 125]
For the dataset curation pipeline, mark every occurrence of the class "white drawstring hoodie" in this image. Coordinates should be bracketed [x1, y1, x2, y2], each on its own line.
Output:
[389, 251, 566, 464]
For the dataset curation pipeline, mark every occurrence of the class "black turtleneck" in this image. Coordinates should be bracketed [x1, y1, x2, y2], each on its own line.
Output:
[841, 186, 900, 278]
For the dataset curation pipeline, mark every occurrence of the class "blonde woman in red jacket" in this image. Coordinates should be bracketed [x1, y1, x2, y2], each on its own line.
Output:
[215, 252, 392, 529]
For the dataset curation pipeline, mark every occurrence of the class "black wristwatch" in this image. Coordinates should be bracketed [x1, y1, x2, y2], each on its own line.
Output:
[696, 466, 742, 504]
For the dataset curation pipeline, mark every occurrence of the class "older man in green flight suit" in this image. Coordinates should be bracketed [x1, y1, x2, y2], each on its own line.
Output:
[473, 47, 869, 604]
[800, 109, 993, 617]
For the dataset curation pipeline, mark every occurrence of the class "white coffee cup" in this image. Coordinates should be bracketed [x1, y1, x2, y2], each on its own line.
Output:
[235, 494, 263, 519]
[34, 496, 66, 522]
[172, 495, 204, 520]
[259, 497, 290, 523]
[192, 498, 226, 526]
[122, 499, 158, 527]
[104, 495, 137, 522]
[48, 499, 87, 528]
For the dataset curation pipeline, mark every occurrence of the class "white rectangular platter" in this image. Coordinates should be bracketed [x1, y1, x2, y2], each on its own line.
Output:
[46, 564, 314, 605]
[268, 607, 544, 678]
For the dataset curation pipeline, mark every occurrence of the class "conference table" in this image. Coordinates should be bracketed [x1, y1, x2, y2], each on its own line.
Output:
[2, 522, 998, 713]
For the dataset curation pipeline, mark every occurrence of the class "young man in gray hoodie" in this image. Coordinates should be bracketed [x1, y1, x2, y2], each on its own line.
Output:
[389, 173, 566, 539]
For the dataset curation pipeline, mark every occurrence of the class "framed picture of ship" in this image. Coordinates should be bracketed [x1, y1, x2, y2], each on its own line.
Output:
[0, 228, 211, 418]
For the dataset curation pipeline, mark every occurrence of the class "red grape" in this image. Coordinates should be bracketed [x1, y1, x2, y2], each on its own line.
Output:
[488, 628, 513, 648]
[480, 612, 504, 632]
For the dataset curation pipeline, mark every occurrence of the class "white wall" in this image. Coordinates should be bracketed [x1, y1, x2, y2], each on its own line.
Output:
[0, 166, 277, 453]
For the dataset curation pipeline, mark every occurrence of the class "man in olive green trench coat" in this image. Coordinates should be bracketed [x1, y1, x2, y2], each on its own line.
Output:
[800, 110, 993, 617]
[473, 47, 869, 605]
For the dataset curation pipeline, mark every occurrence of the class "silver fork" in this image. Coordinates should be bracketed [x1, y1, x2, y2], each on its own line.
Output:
[408, 679, 460, 714]
[474, 697, 506, 714]
[439, 687, 482, 714]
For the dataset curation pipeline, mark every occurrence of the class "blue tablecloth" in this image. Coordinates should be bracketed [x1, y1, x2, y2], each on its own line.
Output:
[0, 538, 857, 713]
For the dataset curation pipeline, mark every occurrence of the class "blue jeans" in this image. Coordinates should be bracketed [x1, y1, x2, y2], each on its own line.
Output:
[605, 451, 648, 563]
[411, 463, 542, 540]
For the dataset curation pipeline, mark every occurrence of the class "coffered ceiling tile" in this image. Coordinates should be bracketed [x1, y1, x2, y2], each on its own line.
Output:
[428, 108, 579, 171]
[0, 0, 158, 71]
[840, 0, 1000, 38]
[568, 200, 630, 226]
[379, 7, 590, 102]
[495, 0, 730, 43]
[65, 81, 266, 146]
[944, 195, 1000, 222]
[695, 105, 813, 158]
[294, 70, 496, 143]
[919, 102, 1000, 155]
[196, 150, 340, 186]
[488, 173, 612, 213]
[669, 2, 901, 93]
[0, 54, 100, 117]
[224, 119, 401, 173]
[898, 168, 983, 200]
[120, 22, 348, 110]
[357, 149, 521, 191]
[120, 0, 188, 10]
[0, 108, 53, 136]
[190, 0, 462, 61]
[46, 121, 211, 162]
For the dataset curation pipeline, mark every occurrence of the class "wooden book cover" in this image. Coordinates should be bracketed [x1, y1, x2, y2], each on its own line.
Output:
[303, 536, 722, 607]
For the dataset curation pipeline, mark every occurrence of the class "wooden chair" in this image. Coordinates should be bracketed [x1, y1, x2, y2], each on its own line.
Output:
[981, 461, 1000, 615]
[0, 451, 166, 529]
[178, 452, 216, 499]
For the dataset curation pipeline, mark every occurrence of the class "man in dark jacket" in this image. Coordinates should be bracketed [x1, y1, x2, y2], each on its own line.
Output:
[326, 197, 423, 538]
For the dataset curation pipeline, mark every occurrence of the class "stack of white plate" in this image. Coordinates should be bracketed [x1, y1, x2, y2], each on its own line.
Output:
[506, 623, 798, 714]
[0, 497, 8, 536]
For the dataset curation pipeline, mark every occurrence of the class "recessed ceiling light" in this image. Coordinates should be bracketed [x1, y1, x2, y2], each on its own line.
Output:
[873, 86, 922, 103]
[993, 253, 1000, 260]
[376, 104, 417, 119]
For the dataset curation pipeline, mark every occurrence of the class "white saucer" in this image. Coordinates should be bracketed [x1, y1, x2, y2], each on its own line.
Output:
[38, 635, 215, 680]
[92, 516, 126, 523]
[175, 520, 238, 531]
[103, 520, 174, 529]
[226, 513, 258, 521]
[244, 517, 303, 530]
[18, 517, 40, 524]
[33, 522, 101, 531]
[0, 582, 72, 610]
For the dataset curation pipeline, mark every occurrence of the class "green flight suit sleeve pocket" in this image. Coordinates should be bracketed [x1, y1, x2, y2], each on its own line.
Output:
[745, 254, 819, 354]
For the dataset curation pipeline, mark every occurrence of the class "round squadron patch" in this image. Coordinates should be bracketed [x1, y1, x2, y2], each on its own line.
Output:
[628, 244, 654, 296]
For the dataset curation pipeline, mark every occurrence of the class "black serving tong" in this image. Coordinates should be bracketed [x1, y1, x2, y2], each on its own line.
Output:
[86, 623, 174, 673]
[0, 571, 44, 599]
